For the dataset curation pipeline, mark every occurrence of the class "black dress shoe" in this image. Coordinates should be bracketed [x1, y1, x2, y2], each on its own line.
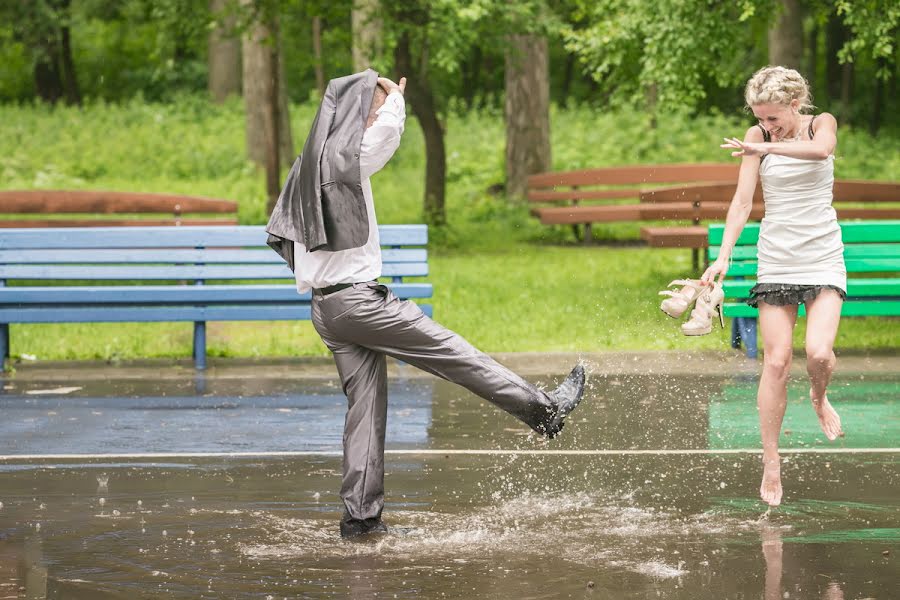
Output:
[542, 364, 586, 439]
[340, 513, 388, 539]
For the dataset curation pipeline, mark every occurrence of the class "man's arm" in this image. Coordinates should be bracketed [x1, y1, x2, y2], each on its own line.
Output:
[359, 78, 407, 179]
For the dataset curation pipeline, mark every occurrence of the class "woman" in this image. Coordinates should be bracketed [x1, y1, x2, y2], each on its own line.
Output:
[702, 66, 845, 507]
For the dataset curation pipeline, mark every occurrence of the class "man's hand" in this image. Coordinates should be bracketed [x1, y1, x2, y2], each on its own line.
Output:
[378, 76, 407, 96]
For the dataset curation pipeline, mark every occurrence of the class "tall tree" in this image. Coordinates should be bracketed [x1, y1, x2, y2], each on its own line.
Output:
[241, 0, 294, 210]
[394, 30, 447, 225]
[351, 0, 381, 72]
[768, 0, 804, 69]
[312, 15, 325, 95]
[505, 34, 551, 199]
[5, 0, 82, 104]
[208, 0, 242, 102]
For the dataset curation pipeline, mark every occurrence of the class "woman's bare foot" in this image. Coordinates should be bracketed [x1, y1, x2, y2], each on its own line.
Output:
[810, 388, 843, 441]
[760, 457, 783, 507]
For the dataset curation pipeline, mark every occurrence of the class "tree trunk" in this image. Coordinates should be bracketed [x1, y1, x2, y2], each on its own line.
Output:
[351, 0, 381, 71]
[805, 22, 818, 96]
[504, 34, 551, 200]
[395, 33, 446, 226]
[869, 59, 885, 134]
[34, 45, 63, 104]
[242, 8, 294, 170]
[312, 16, 325, 96]
[767, 0, 803, 69]
[208, 0, 241, 103]
[826, 13, 848, 104]
[58, 3, 80, 106]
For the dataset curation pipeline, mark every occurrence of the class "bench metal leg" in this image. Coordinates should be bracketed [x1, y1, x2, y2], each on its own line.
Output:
[691, 248, 699, 272]
[731, 316, 759, 359]
[193, 321, 207, 370]
[0, 323, 8, 364]
[584, 223, 593, 245]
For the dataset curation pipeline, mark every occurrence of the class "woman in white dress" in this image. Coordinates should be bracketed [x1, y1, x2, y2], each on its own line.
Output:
[701, 66, 845, 507]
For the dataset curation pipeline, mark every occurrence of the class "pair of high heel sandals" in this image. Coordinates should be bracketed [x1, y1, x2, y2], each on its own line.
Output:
[659, 279, 725, 336]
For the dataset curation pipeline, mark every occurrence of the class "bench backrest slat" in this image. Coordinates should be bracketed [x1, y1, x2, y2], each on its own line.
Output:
[642, 179, 899, 204]
[0, 248, 427, 265]
[527, 163, 739, 189]
[0, 225, 428, 249]
[0, 263, 428, 280]
[0, 190, 238, 214]
[708, 221, 900, 246]
[1, 283, 435, 304]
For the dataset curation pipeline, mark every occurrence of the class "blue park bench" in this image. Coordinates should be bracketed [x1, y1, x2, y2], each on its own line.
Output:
[0, 225, 432, 369]
[709, 220, 900, 358]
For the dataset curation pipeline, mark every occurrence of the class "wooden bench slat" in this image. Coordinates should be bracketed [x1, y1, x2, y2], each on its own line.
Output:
[0, 225, 429, 249]
[722, 278, 900, 298]
[722, 257, 900, 276]
[709, 221, 900, 245]
[0, 303, 434, 323]
[0, 219, 240, 228]
[723, 300, 900, 318]
[527, 189, 641, 202]
[527, 163, 739, 188]
[640, 226, 707, 248]
[712, 244, 900, 261]
[0, 262, 430, 280]
[0, 283, 434, 304]
[0, 190, 238, 214]
[532, 205, 642, 224]
[0, 248, 428, 265]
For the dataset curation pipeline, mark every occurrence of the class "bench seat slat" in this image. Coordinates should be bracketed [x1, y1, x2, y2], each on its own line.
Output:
[0, 303, 434, 323]
[0, 248, 427, 265]
[0, 225, 428, 249]
[0, 283, 433, 304]
[723, 300, 900, 318]
[0, 262, 429, 280]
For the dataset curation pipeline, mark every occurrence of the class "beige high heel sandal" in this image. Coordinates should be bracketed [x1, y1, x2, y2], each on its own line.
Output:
[659, 279, 704, 318]
[681, 283, 725, 336]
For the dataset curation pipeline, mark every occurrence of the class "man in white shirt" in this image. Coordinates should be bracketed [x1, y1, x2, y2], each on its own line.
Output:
[294, 75, 586, 539]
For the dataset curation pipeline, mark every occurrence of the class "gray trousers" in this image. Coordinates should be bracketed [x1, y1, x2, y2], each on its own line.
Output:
[310, 281, 554, 521]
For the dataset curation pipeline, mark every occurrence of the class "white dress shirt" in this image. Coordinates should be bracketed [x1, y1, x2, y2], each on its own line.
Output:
[293, 92, 406, 294]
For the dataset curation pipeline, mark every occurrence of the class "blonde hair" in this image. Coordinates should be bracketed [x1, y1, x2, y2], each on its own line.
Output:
[744, 66, 814, 113]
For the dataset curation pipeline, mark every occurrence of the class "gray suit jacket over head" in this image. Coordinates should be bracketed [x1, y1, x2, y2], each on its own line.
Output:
[265, 69, 379, 269]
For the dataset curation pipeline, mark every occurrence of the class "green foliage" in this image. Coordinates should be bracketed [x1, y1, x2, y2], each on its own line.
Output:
[563, 0, 770, 112]
[836, 0, 900, 79]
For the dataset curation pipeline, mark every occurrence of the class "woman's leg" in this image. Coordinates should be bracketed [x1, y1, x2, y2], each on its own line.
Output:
[804, 289, 844, 440]
[757, 301, 798, 506]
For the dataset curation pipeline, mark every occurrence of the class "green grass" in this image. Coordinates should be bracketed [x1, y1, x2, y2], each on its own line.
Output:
[2, 97, 899, 361]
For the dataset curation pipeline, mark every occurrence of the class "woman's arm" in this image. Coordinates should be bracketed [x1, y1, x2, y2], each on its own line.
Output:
[721, 113, 837, 161]
[700, 126, 762, 285]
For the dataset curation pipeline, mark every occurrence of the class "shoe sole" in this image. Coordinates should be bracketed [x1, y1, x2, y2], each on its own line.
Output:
[682, 327, 712, 336]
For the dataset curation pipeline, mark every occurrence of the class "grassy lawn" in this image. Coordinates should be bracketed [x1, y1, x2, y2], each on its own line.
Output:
[2, 98, 898, 361]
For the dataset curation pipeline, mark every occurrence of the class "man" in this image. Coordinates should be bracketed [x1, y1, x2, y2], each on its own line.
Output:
[266, 69, 586, 539]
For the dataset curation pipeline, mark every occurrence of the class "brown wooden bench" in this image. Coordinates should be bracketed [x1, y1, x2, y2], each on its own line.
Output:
[639, 179, 900, 256]
[0, 190, 239, 227]
[527, 163, 741, 245]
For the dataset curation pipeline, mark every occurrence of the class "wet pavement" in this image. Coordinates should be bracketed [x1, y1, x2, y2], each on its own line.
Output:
[0, 353, 897, 599]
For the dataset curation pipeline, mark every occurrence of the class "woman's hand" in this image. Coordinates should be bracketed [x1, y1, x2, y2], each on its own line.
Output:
[701, 257, 729, 286]
[721, 137, 766, 157]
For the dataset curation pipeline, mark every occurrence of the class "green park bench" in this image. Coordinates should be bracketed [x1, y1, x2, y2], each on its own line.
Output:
[0, 225, 432, 369]
[709, 220, 900, 358]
